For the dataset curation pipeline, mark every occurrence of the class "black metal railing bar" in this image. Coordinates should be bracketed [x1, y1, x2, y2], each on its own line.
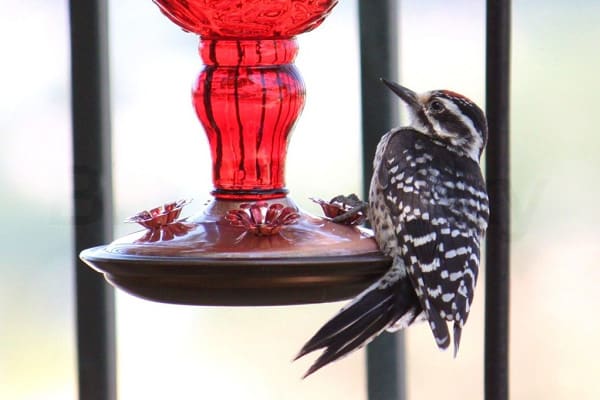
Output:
[485, 0, 511, 399]
[69, 0, 116, 399]
[358, 1, 405, 400]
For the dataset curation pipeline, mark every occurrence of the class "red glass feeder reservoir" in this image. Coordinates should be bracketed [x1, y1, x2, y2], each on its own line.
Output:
[80, 0, 391, 306]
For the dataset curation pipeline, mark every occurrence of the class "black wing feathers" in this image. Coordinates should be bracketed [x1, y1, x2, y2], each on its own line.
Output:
[381, 129, 488, 353]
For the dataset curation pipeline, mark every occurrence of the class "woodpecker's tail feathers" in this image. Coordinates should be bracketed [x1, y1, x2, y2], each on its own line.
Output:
[295, 273, 421, 378]
[453, 322, 463, 358]
[426, 306, 452, 352]
[420, 301, 465, 356]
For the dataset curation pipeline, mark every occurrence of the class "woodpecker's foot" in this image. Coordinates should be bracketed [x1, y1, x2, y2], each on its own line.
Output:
[311, 194, 368, 225]
[329, 194, 365, 208]
[330, 194, 368, 223]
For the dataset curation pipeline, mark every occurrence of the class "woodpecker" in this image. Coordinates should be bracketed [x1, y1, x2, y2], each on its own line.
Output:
[296, 80, 489, 377]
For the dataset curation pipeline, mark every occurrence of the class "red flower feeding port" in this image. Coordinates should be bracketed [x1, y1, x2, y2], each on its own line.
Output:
[80, 0, 391, 306]
[225, 202, 300, 237]
[125, 199, 193, 243]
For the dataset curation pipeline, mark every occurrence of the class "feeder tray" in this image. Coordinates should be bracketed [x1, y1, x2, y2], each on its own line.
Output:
[81, 199, 391, 305]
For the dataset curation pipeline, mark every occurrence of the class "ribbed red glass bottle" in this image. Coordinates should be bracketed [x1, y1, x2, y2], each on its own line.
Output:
[155, 0, 338, 199]
[193, 39, 302, 198]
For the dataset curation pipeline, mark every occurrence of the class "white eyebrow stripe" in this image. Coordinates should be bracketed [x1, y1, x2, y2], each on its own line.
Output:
[437, 97, 483, 162]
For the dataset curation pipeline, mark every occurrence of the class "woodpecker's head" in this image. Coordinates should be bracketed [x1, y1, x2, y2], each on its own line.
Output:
[382, 79, 487, 162]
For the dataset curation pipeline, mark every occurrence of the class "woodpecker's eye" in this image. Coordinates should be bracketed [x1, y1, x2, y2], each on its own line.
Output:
[428, 100, 445, 113]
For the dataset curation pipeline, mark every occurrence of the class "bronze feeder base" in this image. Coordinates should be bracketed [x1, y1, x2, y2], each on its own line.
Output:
[80, 198, 391, 306]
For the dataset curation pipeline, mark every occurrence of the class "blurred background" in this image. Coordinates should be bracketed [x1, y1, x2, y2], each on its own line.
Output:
[1, 0, 599, 398]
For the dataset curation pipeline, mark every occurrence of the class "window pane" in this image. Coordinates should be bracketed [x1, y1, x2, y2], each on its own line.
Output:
[509, 2, 600, 399]
[0, 1, 75, 399]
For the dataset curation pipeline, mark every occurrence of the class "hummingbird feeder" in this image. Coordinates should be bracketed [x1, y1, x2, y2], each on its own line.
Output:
[80, 0, 391, 306]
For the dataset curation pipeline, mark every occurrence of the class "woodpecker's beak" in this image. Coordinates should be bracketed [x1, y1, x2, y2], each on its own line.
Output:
[381, 79, 420, 110]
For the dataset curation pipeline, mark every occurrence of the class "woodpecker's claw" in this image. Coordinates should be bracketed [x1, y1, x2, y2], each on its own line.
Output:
[329, 193, 362, 207]
[331, 204, 367, 223]
[329, 194, 368, 223]
[311, 194, 368, 225]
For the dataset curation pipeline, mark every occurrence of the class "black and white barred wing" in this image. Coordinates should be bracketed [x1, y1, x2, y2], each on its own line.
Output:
[402, 213, 483, 354]
[380, 132, 489, 354]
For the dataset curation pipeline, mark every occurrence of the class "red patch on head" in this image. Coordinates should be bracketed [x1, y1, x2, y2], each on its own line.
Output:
[441, 90, 473, 103]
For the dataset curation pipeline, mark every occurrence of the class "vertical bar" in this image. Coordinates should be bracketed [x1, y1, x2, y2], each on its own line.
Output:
[358, 2, 404, 400]
[359, 0, 400, 190]
[485, 1, 511, 399]
[69, 1, 116, 399]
